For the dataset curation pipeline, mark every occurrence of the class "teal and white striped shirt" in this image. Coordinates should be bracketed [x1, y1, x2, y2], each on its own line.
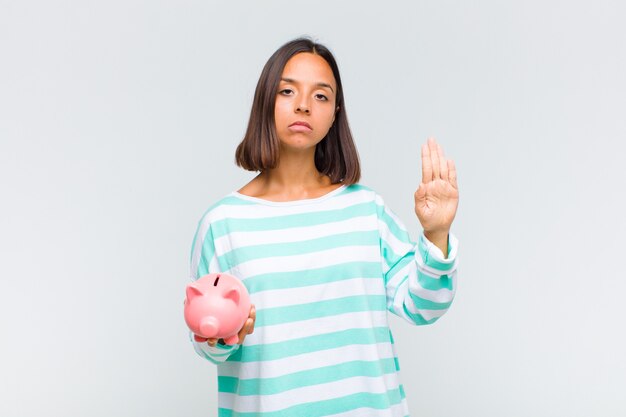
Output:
[189, 183, 459, 417]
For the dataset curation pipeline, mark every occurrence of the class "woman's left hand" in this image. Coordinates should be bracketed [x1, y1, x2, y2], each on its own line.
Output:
[414, 137, 459, 235]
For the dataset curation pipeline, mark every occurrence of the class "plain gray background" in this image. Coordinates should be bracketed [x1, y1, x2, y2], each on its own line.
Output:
[1, 1, 625, 416]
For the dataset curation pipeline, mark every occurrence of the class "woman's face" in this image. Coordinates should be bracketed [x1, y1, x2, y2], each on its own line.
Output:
[274, 52, 338, 153]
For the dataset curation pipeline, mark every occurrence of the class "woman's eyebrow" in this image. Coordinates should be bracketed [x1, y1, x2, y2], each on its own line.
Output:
[280, 77, 334, 93]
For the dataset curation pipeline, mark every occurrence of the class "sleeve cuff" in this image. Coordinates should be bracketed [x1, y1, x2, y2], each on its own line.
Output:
[190, 331, 240, 355]
[418, 232, 458, 271]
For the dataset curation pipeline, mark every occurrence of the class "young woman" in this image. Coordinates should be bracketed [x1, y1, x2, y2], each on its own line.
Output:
[189, 36, 459, 417]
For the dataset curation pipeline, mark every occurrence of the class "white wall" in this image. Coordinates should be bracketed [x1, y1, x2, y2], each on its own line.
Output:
[1, 1, 625, 416]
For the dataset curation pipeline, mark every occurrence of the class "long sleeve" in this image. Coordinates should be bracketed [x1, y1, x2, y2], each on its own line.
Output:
[375, 194, 459, 326]
[188, 217, 241, 364]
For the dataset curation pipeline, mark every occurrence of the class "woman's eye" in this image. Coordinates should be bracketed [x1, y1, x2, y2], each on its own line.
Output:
[315, 94, 328, 101]
[279, 89, 293, 95]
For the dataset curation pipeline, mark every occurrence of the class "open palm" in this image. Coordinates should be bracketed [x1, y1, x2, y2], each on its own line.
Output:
[414, 138, 459, 233]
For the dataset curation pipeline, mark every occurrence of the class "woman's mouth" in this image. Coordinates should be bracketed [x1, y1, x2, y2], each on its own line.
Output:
[289, 121, 312, 131]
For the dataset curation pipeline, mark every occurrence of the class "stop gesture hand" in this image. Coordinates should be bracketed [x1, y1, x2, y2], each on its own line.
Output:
[414, 138, 459, 253]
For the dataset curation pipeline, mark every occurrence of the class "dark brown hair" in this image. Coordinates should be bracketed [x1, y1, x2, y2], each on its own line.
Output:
[235, 36, 360, 184]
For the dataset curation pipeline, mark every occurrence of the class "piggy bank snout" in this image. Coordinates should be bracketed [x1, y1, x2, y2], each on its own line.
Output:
[200, 316, 220, 338]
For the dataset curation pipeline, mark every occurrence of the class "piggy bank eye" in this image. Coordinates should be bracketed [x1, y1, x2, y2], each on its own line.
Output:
[213, 275, 220, 287]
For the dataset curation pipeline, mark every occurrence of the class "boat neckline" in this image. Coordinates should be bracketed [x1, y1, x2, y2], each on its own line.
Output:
[229, 184, 348, 206]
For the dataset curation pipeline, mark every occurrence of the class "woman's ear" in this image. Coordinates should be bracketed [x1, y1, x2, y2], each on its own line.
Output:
[334, 106, 340, 122]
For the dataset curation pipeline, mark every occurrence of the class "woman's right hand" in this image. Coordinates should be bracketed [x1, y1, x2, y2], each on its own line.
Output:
[206, 304, 256, 347]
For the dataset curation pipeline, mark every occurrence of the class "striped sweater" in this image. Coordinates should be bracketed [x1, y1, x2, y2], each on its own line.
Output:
[189, 183, 459, 417]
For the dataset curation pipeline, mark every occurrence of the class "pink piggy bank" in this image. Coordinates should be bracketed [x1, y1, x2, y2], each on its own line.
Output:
[184, 273, 251, 345]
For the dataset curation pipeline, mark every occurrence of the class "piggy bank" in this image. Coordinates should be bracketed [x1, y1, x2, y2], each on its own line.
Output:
[184, 273, 251, 345]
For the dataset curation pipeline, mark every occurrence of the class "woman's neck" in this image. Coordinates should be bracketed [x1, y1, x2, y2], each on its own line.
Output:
[238, 151, 340, 201]
[257, 168, 332, 198]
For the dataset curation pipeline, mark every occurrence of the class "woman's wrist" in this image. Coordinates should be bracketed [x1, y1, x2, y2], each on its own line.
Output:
[423, 229, 450, 258]
[424, 229, 449, 241]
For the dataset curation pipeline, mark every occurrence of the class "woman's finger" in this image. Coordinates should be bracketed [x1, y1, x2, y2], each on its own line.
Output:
[422, 143, 432, 183]
[238, 318, 254, 344]
[234, 305, 256, 345]
[438, 142, 448, 180]
[429, 138, 441, 180]
[448, 159, 458, 189]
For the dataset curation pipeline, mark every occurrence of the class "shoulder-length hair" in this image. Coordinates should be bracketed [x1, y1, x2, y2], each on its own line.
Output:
[235, 36, 361, 185]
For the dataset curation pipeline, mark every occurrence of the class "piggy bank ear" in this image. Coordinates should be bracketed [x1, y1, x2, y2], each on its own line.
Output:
[224, 288, 240, 305]
[186, 284, 204, 301]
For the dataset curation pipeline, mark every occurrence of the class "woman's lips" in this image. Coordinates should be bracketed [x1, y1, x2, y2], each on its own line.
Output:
[289, 121, 312, 131]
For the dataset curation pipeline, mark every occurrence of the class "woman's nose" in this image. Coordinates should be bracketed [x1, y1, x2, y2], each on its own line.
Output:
[296, 98, 310, 113]
[296, 105, 310, 113]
